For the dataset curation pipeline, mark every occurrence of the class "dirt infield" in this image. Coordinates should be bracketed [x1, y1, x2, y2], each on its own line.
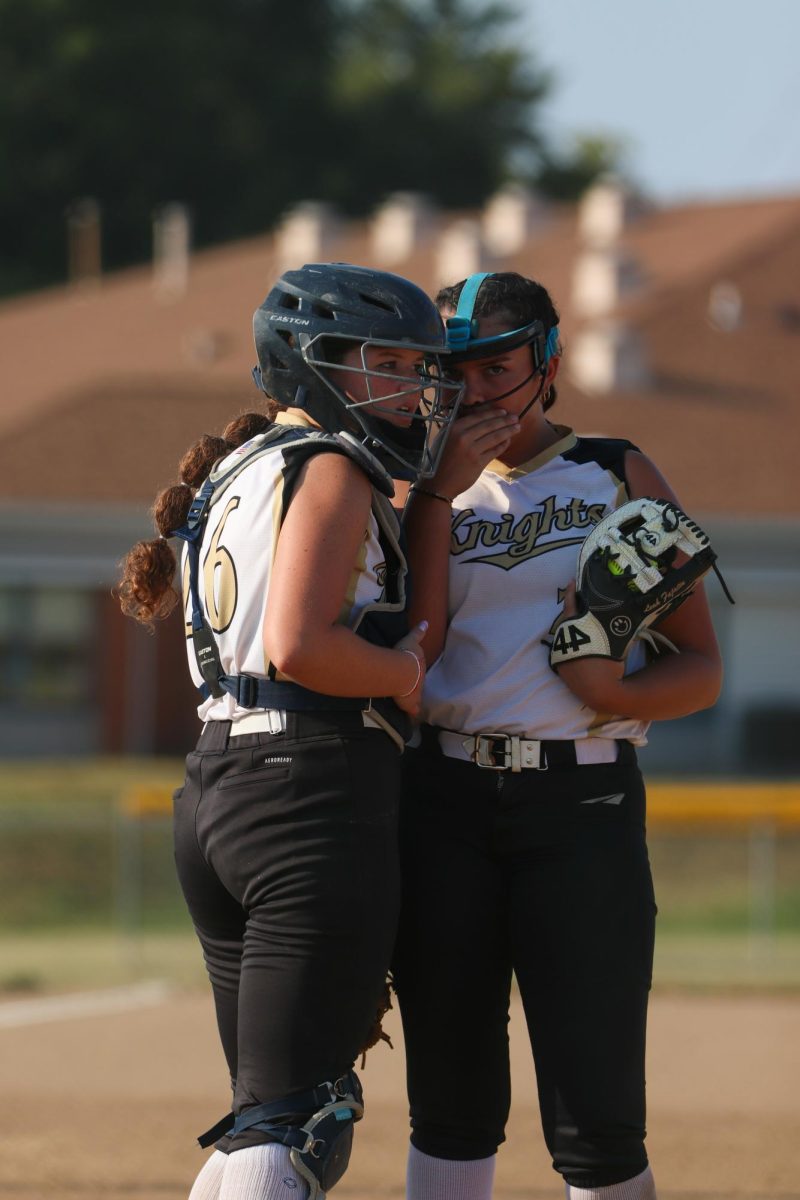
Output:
[0, 986, 798, 1200]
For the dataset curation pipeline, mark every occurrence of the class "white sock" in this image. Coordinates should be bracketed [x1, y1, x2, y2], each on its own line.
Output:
[406, 1143, 495, 1200]
[565, 1164, 657, 1200]
[219, 1143, 310, 1199]
[188, 1150, 228, 1200]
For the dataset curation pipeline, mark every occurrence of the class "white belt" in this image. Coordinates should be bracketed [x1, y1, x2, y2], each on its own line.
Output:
[225, 709, 387, 737]
[437, 729, 619, 771]
[228, 710, 287, 735]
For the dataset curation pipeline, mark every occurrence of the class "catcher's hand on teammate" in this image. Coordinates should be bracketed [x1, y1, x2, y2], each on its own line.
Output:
[392, 620, 428, 717]
[549, 497, 731, 670]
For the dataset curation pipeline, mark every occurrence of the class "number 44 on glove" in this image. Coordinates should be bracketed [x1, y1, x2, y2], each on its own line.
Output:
[549, 498, 734, 667]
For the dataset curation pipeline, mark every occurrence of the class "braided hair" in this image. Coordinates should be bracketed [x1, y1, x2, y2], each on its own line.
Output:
[116, 411, 274, 627]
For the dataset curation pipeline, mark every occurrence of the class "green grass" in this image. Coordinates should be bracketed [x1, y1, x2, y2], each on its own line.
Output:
[0, 758, 186, 930]
[0, 757, 184, 815]
[1, 928, 798, 996]
[0, 760, 799, 993]
[654, 931, 800, 991]
[648, 831, 800, 934]
[0, 929, 206, 993]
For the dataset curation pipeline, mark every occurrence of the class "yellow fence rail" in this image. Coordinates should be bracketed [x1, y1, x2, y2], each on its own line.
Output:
[647, 783, 800, 829]
[117, 780, 800, 944]
[121, 781, 800, 827]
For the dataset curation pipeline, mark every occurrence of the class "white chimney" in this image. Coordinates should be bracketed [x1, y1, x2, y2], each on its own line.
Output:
[153, 203, 191, 301]
[482, 184, 545, 257]
[578, 175, 641, 248]
[569, 322, 649, 395]
[67, 198, 101, 288]
[275, 202, 340, 271]
[434, 219, 486, 288]
[708, 281, 743, 332]
[571, 247, 644, 319]
[370, 192, 437, 265]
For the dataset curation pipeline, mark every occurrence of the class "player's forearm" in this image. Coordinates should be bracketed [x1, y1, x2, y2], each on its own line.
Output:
[618, 649, 722, 718]
[403, 490, 452, 662]
[570, 650, 723, 720]
[266, 623, 419, 698]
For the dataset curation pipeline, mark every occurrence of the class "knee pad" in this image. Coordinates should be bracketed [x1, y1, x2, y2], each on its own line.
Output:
[225, 1071, 364, 1198]
[287, 1095, 360, 1197]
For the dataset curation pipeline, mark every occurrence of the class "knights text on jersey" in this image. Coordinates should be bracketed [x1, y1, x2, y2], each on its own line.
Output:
[182, 422, 401, 722]
[421, 427, 651, 744]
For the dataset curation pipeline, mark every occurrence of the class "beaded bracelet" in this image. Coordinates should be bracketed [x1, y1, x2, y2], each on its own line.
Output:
[397, 648, 422, 697]
[409, 485, 453, 506]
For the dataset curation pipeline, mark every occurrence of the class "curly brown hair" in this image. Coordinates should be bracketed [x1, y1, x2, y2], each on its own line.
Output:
[116, 411, 275, 628]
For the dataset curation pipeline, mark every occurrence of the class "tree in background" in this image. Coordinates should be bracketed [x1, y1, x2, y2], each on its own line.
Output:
[536, 134, 628, 201]
[0, 0, 619, 297]
[329, 0, 550, 210]
[0, 0, 342, 294]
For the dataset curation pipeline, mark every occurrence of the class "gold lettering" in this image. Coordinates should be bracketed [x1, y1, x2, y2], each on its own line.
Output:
[480, 512, 515, 548]
[203, 497, 240, 632]
[447, 496, 613, 570]
[508, 510, 541, 557]
[538, 495, 557, 537]
[450, 509, 481, 554]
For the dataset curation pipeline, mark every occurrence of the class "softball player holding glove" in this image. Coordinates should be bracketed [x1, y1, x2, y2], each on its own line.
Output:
[118, 264, 461, 1200]
[393, 272, 724, 1200]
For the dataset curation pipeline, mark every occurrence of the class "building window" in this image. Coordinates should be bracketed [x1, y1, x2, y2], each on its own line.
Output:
[740, 704, 800, 775]
[0, 588, 93, 709]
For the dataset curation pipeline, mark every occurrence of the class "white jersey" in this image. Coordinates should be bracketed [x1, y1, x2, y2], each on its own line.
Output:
[422, 426, 650, 745]
[183, 413, 406, 722]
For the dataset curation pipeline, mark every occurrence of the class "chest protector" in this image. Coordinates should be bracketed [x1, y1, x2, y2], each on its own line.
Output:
[170, 424, 410, 737]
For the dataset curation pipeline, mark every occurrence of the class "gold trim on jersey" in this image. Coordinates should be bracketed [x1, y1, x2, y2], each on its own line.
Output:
[608, 470, 629, 511]
[338, 530, 370, 626]
[265, 471, 287, 677]
[274, 409, 318, 430]
[484, 425, 577, 482]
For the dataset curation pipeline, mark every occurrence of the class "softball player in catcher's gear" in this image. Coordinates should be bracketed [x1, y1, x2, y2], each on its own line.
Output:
[252, 262, 462, 483]
[394, 272, 723, 1200]
[117, 264, 462, 1200]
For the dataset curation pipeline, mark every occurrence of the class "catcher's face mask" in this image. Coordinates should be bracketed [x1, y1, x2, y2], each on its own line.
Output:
[302, 332, 463, 480]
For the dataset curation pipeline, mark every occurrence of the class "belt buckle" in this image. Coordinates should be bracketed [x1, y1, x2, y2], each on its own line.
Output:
[473, 732, 519, 771]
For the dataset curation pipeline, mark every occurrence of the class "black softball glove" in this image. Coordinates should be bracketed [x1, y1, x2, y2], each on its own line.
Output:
[549, 497, 731, 667]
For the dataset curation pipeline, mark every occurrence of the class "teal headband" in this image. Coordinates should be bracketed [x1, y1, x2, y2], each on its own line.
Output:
[445, 272, 560, 364]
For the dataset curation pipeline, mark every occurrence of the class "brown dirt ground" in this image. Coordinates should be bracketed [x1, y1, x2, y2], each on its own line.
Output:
[0, 988, 798, 1200]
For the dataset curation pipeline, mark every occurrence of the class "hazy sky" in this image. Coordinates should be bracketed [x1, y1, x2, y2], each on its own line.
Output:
[518, 0, 800, 203]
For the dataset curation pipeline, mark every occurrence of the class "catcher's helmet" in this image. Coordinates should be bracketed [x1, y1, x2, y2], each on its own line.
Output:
[253, 263, 462, 479]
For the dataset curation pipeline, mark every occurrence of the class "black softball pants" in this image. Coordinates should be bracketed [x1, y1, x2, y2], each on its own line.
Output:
[392, 736, 656, 1190]
[173, 713, 402, 1151]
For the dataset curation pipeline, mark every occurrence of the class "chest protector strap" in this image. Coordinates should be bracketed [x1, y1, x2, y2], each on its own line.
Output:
[170, 425, 407, 719]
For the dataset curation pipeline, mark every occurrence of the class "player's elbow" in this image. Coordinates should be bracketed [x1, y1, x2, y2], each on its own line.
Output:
[263, 628, 315, 684]
[697, 661, 724, 711]
[681, 653, 724, 714]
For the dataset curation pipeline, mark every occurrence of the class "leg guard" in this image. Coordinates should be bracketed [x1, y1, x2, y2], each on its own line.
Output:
[209, 1071, 364, 1199]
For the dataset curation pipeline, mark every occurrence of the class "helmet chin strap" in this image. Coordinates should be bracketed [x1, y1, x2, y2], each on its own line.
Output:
[486, 364, 547, 419]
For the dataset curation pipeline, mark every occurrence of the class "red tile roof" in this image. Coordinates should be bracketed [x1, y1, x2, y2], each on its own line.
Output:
[1, 192, 798, 514]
